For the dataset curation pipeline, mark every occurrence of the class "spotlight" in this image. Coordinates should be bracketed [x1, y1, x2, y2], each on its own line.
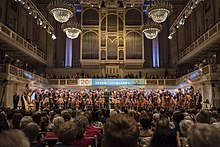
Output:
[51, 33, 56, 40]
[29, 10, 32, 15]
[168, 34, 173, 39]
[179, 18, 185, 25]
[33, 13, 37, 19]
[43, 23, 47, 29]
[38, 19, 43, 25]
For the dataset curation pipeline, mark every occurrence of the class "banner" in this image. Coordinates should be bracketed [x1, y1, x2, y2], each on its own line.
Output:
[92, 79, 145, 86]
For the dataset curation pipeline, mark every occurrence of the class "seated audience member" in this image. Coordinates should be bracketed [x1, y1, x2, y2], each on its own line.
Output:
[83, 111, 101, 137]
[24, 122, 45, 147]
[187, 123, 220, 147]
[20, 116, 34, 130]
[0, 129, 30, 147]
[54, 122, 78, 147]
[104, 113, 140, 147]
[150, 118, 178, 147]
[46, 116, 65, 138]
[139, 115, 154, 147]
[171, 111, 184, 136]
[12, 113, 23, 129]
[71, 116, 93, 147]
[0, 113, 9, 132]
[196, 109, 211, 124]
[179, 119, 194, 147]
[91, 111, 103, 128]
[61, 110, 71, 122]
[140, 115, 153, 137]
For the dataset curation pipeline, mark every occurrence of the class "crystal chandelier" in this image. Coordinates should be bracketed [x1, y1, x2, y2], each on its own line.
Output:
[48, 0, 75, 23]
[61, 22, 82, 39]
[141, 22, 162, 39]
[147, 1, 173, 23]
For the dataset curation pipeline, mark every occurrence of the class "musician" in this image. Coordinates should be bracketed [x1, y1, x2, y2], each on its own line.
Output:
[13, 91, 19, 109]
[194, 90, 202, 109]
[49, 89, 55, 110]
[35, 89, 41, 111]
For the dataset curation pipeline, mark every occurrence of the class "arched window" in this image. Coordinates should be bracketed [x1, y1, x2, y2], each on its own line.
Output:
[83, 9, 99, 25]
[125, 9, 141, 25]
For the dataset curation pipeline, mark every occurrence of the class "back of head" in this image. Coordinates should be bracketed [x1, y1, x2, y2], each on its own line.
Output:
[104, 113, 140, 147]
[196, 109, 211, 124]
[57, 121, 77, 145]
[0, 129, 30, 147]
[173, 111, 184, 125]
[0, 113, 9, 133]
[20, 116, 33, 130]
[12, 113, 23, 129]
[52, 116, 65, 133]
[179, 120, 194, 137]
[61, 110, 71, 121]
[150, 118, 177, 147]
[24, 122, 39, 142]
[188, 123, 220, 147]
[140, 115, 152, 129]
[73, 116, 89, 138]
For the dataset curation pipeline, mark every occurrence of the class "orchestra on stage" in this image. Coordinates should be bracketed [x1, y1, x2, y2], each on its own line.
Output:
[19, 87, 203, 111]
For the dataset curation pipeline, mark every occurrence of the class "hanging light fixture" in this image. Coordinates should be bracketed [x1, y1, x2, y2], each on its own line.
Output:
[61, 21, 82, 39]
[141, 22, 162, 39]
[147, 1, 173, 23]
[48, 0, 75, 23]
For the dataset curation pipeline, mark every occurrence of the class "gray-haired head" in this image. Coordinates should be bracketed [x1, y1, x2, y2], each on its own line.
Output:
[73, 116, 89, 138]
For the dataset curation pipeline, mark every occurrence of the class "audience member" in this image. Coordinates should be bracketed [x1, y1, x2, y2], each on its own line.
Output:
[24, 122, 45, 147]
[71, 116, 93, 147]
[187, 123, 220, 147]
[54, 122, 78, 147]
[196, 109, 211, 123]
[104, 113, 140, 147]
[46, 116, 64, 138]
[150, 118, 178, 147]
[0, 129, 30, 147]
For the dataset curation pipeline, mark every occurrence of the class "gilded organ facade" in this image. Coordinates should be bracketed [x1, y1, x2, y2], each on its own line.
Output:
[80, 6, 144, 75]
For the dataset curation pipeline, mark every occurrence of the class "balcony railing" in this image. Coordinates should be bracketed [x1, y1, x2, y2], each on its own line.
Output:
[0, 22, 47, 63]
[1, 64, 218, 87]
[177, 21, 220, 63]
[176, 64, 219, 85]
[0, 64, 48, 84]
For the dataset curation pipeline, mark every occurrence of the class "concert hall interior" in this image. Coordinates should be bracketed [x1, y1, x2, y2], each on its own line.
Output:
[0, 0, 220, 147]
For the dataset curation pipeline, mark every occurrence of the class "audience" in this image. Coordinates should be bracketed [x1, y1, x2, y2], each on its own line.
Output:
[1, 102, 220, 147]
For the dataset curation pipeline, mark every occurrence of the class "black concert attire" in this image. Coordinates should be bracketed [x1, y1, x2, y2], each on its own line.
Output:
[13, 93, 19, 109]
